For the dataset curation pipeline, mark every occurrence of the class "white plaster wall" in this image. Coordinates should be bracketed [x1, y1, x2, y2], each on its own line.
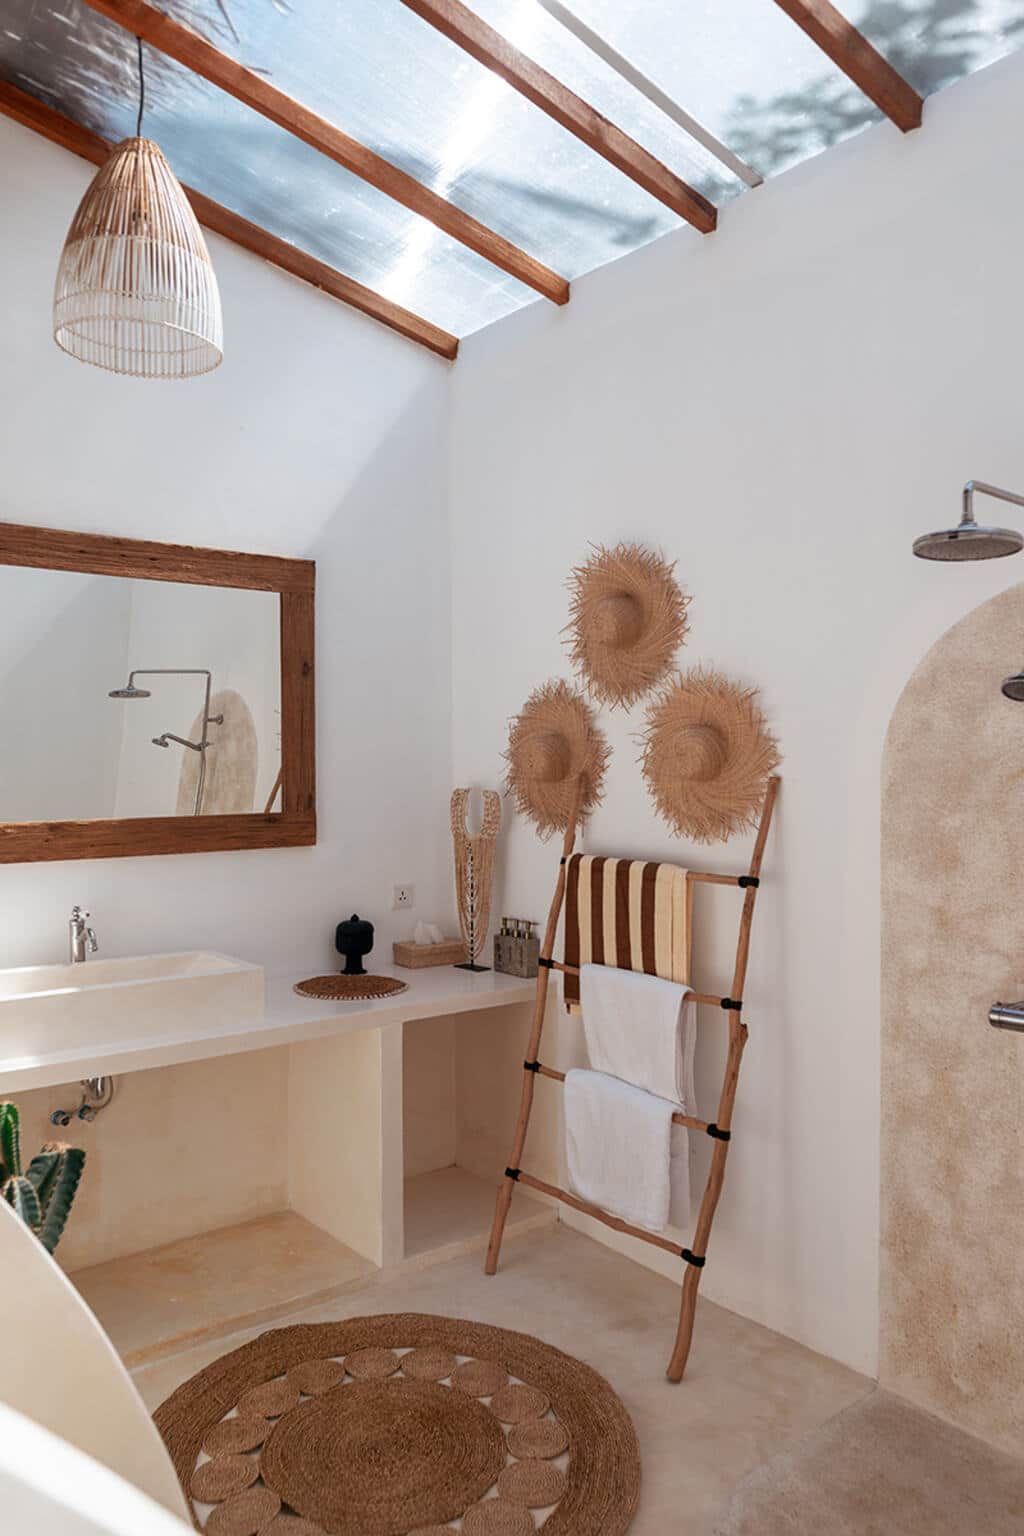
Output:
[0, 568, 132, 821]
[447, 52, 1024, 1377]
[0, 115, 455, 979]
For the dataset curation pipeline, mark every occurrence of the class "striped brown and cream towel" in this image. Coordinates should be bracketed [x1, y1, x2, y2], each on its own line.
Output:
[563, 854, 691, 1009]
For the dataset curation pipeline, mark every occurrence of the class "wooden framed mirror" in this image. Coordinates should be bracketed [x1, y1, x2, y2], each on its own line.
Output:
[0, 523, 315, 862]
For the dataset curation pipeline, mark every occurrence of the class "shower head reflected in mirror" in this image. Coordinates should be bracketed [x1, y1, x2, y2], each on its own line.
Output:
[107, 669, 219, 814]
[913, 480, 1024, 561]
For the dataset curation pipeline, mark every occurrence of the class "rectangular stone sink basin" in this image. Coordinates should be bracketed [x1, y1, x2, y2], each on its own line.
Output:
[0, 952, 264, 1061]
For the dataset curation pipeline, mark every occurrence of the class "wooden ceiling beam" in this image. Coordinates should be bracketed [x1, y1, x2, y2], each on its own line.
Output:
[77, 0, 569, 304]
[400, 0, 717, 234]
[773, 0, 923, 132]
[0, 81, 459, 360]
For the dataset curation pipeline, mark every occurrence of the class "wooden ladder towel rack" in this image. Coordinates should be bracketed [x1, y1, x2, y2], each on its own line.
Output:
[484, 774, 780, 1381]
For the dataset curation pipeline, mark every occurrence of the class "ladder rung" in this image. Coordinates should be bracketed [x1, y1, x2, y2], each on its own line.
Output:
[541, 957, 734, 1010]
[516, 1169, 686, 1256]
[531, 1061, 710, 1133]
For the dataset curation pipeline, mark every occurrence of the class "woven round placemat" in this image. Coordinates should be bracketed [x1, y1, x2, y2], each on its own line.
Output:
[155, 1313, 640, 1535]
[292, 974, 408, 1002]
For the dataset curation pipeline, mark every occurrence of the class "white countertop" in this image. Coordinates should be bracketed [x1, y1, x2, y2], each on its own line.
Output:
[0, 964, 535, 1094]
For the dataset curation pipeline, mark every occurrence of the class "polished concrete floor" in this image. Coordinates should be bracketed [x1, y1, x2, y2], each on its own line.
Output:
[711, 1387, 1024, 1534]
[132, 1223, 873, 1535]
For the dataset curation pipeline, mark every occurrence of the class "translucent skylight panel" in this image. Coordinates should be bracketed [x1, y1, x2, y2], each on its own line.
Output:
[0, 0, 540, 335]
[464, 0, 748, 205]
[843, 0, 1024, 97]
[563, 0, 885, 176]
[146, 0, 714, 283]
[3, 0, 1024, 345]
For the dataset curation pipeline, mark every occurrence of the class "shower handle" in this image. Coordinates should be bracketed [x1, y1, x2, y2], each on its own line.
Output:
[989, 1001, 1024, 1033]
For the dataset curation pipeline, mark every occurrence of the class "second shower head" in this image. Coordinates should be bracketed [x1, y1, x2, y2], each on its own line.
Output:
[108, 684, 151, 699]
[913, 480, 1024, 561]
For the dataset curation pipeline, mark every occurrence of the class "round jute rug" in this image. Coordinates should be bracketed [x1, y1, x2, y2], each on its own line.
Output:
[155, 1314, 640, 1536]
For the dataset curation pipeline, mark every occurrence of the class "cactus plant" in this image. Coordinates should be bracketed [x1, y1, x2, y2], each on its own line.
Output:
[0, 1102, 84, 1254]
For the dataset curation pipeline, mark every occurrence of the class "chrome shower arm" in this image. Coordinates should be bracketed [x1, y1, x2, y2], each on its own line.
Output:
[153, 732, 205, 753]
[127, 668, 212, 679]
[961, 481, 1024, 526]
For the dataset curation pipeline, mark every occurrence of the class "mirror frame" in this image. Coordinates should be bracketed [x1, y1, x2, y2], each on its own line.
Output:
[0, 521, 315, 863]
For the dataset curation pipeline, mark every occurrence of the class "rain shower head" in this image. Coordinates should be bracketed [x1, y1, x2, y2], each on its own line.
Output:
[913, 481, 1024, 561]
[108, 684, 151, 699]
[1002, 672, 1024, 702]
[912, 525, 1023, 561]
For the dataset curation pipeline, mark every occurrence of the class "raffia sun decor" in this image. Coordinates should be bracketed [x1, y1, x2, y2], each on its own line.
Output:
[566, 543, 690, 709]
[155, 1313, 640, 1535]
[53, 137, 223, 379]
[640, 667, 780, 844]
[505, 679, 610, 839]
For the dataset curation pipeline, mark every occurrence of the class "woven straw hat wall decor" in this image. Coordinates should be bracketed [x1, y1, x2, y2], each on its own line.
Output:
[566, 542, 690, 709]
[52, 40, 223, 379]
[640, 667, 781, 844]
[504, 679, 610, 839]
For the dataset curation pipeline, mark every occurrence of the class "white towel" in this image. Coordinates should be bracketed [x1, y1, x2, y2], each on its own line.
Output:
[579, 962, 695, 1112]
[668, 1122, 692, 1231]
[565, 1068, 677, 1232]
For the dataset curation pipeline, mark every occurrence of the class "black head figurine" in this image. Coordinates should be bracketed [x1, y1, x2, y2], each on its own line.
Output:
[335, 914, 374, 976]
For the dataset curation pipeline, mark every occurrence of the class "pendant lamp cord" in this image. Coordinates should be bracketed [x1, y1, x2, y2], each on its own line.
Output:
[135, 35, 145, 137]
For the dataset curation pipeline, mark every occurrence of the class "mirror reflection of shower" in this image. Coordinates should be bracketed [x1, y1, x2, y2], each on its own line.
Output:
[107, 670, 224, 815]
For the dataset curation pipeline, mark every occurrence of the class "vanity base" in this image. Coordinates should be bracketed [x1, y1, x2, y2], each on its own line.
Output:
[71, 1210, 374, 1368]
[72, 1175, 555, 1369]
[404, 1165, 553, 1263]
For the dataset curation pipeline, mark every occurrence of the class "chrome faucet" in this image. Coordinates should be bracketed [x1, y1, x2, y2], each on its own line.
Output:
[989, 1000, 1024, 1033]
[69, 906, 98, 965]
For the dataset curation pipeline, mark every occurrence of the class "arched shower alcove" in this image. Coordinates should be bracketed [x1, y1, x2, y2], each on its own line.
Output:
[880, 583, 1024, 1455]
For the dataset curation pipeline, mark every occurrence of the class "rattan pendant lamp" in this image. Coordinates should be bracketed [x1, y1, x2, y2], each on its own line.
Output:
[52, 39, 222, 379]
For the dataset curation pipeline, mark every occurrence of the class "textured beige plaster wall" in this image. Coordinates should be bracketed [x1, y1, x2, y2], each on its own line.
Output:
[14, 1049, 289, 1272]
[881, 584, 1024, 1455]
[403, 1016, 457, 1178]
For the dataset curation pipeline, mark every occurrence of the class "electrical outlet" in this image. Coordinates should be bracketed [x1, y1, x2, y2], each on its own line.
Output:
[393, 883, 415, 910]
